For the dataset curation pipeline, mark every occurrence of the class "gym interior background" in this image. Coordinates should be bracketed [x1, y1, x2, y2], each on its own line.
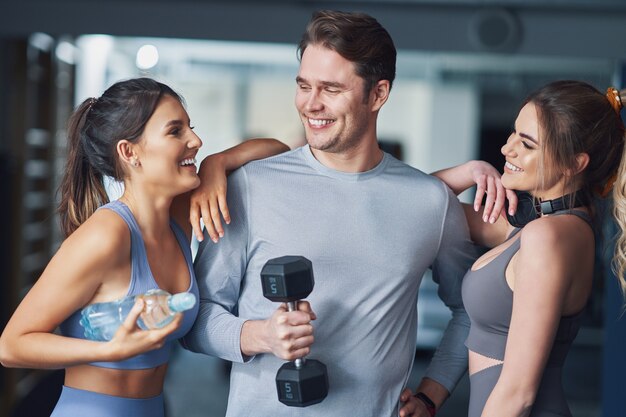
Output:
[1, 1, 625, 416]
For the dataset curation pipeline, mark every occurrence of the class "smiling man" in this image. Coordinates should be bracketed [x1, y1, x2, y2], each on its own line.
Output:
[184, 10, 480, 417]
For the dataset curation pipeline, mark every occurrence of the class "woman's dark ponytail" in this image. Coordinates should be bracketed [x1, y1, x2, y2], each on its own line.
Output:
[58, 99, 108, 237]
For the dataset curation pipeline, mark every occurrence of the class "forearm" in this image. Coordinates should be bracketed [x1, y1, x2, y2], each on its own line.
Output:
[215, 138, 289, 172]
[431, 161, 480, 195]
[181, 303, 249, 363]
[240, 319, 271, 357]
[424, 307, 470, 392]
[0, 332, 112, 369]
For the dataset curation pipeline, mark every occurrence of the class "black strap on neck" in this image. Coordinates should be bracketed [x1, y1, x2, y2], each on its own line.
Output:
[535, 191, 588, 215]
[505, 190, 590, 228]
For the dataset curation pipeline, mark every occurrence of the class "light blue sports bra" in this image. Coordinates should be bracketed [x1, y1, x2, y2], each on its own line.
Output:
[59, 200, 199, 369]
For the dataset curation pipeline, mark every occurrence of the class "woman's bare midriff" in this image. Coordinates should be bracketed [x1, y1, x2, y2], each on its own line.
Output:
[64, 363, 168, 398]
[469, 350, 503, 376]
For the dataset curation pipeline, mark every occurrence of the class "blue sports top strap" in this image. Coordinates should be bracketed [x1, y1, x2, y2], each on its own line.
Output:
[100, 200, 159, 295]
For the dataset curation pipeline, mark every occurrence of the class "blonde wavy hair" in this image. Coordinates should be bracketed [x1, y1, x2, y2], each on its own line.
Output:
[609, 87, 626, 298]
[613, 110, 626, 299]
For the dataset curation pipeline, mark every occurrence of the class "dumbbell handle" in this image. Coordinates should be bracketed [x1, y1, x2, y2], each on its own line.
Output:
[287, 300, 305, 369]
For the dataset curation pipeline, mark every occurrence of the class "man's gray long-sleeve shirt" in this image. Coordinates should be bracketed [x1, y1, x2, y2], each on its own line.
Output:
[183, 145, 480, 417]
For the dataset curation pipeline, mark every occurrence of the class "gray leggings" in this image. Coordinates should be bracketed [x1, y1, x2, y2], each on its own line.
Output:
[468, 364, 571, 417]
[50, 386, 164, 417]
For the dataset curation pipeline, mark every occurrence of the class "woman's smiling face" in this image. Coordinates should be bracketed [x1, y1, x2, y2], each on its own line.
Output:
[133, 95, 203, 196]
[500, 101, 566, 200]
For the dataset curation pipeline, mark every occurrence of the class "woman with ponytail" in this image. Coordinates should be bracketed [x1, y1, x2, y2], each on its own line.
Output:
[0, 77, 288, 416]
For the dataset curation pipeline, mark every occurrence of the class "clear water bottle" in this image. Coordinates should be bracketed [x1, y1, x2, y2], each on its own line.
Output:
[79, 289, 196, 341]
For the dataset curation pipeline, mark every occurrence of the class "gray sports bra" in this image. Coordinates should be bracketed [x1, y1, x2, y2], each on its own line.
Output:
[461, 210, 592, 367]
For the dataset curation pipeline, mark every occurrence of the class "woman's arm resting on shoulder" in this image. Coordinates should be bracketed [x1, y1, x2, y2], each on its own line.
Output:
[432, 160, 517, 220]
[190, 138, 289, 242]
[432, 160, 516, 247]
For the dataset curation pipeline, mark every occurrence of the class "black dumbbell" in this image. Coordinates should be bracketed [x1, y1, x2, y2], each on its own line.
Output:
[260, 256, 329, 407]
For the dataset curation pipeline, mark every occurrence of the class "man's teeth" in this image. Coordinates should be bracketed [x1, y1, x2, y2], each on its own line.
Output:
[309, 118, 333, 126]
[505, 162, 523, 172]
[180, 158, 196, 166]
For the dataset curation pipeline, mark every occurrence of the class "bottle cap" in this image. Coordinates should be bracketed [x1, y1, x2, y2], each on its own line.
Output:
[169, 292, 196, 312]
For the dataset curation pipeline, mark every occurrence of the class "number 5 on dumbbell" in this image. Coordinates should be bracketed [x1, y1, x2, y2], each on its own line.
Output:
[260, 256, 329, 407]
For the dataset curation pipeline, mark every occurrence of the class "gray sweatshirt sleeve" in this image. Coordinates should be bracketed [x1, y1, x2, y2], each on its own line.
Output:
[181, 168, 250, 363]
[424, 182, 482, 392]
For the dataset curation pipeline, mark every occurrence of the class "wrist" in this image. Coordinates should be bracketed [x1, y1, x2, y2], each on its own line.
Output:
[414, 392, 437, 417]
[201, 152, 227, 174]
[465, 159, 480, 173]
[466, 159, 485, 181]
[101, 340, 124, 363]
[240, 319, 269, 357]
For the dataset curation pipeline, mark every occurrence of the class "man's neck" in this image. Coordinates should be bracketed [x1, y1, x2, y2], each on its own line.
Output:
[309, 140, 384, 173]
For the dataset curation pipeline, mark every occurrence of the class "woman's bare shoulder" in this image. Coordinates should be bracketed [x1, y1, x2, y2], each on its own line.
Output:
[59, 208, 131, 266]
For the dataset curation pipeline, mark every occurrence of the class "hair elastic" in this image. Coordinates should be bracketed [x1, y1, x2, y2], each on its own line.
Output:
[606, 87, 623, 114]
[601, 173, 617, 197]
[87, 97, 98, 112]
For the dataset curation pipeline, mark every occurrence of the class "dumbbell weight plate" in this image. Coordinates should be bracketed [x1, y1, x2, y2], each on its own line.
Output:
[275, 359, 329, 407]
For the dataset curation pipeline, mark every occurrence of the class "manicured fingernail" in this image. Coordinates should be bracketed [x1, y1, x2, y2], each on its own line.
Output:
[483, 215, 488, 222]
[219, 232, 224, 238]
[212, 237, 218, 243]
[509, 209, 514, 215]
[490, 216, 496, 223]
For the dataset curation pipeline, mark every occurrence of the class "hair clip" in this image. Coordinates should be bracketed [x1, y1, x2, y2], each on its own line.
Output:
[87, 97, 98, 112]
[606, 87, 623, 114]
[600, 172, 617, 197]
